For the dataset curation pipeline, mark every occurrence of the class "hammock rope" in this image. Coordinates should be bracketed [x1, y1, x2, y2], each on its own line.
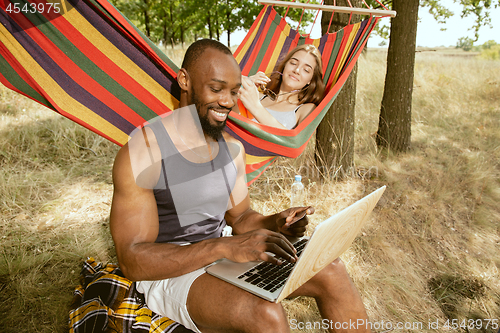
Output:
[0, 0, 383, 184]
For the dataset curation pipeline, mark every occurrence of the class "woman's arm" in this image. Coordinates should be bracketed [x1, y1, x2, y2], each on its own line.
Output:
[238, 76, 288, 129]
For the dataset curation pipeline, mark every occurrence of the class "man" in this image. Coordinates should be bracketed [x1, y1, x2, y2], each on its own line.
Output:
[110, 39, 369, 333]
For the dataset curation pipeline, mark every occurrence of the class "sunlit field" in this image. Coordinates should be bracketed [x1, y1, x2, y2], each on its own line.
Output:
[0, 48, 499, 332]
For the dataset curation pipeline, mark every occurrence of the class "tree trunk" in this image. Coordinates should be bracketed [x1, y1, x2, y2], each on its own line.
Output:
[226, 7, 231, 47]
[162, 20, 167, 45]
[169, 3, 175, 48]
[215, 15, 220, 41]
[142, 0, 150, 37]
[376, 0, 419, 152]
[207, 14, 212, 39]
[315, 0, 361, 178]
[180, 25, 185, 46]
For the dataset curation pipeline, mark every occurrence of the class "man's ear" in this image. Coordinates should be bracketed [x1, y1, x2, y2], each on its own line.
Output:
[177, 68, 190, 92]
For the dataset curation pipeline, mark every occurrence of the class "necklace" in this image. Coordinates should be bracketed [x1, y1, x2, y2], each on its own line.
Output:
[277, 89, 300, 97]
[264, 88, 300, 102]
[171, 114, 215, 160]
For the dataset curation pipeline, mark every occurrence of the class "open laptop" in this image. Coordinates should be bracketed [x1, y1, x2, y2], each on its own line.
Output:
[206, 186, 386, 303]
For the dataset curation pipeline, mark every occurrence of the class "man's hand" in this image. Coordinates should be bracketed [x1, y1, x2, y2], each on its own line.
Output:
[276, 206, 315, 237]
[221, 229, 298, 265]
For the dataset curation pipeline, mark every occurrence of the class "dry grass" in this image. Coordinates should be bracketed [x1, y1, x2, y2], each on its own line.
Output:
[0, 90, 118, 331]
[1, 48, 499, 332]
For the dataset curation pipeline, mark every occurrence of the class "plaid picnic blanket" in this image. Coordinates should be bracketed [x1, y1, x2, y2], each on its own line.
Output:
[69, 258, 194, 333]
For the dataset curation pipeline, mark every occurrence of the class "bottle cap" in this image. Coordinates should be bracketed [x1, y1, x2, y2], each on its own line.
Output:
[295, 175, 302, 182]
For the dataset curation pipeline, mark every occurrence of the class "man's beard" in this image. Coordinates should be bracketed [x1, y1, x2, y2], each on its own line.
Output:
[190, 89, 227, 141]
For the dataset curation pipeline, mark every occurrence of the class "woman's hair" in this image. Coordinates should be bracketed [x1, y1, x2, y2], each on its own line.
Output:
[266, 44, 325, 106]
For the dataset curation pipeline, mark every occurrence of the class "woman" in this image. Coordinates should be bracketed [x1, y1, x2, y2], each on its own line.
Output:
[238, 44, 325, 129]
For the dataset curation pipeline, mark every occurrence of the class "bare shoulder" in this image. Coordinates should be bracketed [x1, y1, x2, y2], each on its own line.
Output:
[222, 131, 241, 145]
[114, 126, 162, 190]
[296, 103, 316, 124]
[222, 132, 245, 158]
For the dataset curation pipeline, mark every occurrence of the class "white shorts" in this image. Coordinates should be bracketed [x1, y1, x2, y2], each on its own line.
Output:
[136, 266, 208, 333]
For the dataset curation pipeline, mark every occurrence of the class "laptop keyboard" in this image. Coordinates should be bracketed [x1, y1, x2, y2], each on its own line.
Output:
[236, 238, 308, 293]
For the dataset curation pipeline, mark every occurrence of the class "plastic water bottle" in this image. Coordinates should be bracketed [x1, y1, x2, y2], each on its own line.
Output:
[290, 175, 305, 207]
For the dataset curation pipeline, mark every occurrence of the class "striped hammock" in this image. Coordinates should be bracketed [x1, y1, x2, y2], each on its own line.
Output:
[0, 0, 378, 184]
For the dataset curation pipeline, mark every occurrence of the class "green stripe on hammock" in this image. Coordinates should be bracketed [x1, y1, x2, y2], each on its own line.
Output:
[0, 54, 53, 108]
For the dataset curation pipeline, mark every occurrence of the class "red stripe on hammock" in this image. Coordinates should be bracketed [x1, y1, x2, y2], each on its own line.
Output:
[241, 9, 277, 74]
[246, 159, 278, 186]
[227, 125, 298, 156]
[320, 32, 336, 85]
[0, 43, 123, 145]
[257, 13, 285, 73]
[326, 27, 351, 92]
[247, 168, 269, 186]
[229, 112, 297, 137]
[44, 11, 169, 122]
[93, 0, 178, 79]
[234, 5, 268, 58]
[227, 120, 310, 158]
[15, 20, 148, 127]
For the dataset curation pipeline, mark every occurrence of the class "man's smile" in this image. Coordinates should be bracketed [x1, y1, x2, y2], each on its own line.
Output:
[209, 108, 230, 122]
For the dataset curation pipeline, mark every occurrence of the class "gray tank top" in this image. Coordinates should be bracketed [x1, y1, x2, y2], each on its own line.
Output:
[147, 119, 237, 244]
[253, 95, 302, 129]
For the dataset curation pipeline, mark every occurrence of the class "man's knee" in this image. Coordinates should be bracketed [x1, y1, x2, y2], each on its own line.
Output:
[315, 258, 348, 282]
[250, 300, 288, 331]
[304, 258, 353, 296]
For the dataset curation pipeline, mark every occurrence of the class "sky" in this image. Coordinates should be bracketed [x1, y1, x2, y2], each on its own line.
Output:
[222, 0, 499, 48]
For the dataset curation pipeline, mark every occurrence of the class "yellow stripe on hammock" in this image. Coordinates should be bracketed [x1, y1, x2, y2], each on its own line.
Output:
[63, 1, 179, 112]
[234, 10, 267, 64]
[332, 22, 361, 84]
[245, 154, 275, 165]
[264, 23, 292, 74]
[0, 23, 129, 144]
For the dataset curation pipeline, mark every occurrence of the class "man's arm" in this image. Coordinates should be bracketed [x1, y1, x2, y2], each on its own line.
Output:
[223, 134, 313, 237]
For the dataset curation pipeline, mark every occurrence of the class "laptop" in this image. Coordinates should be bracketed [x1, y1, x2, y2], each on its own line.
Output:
[206, 186, 386, 303]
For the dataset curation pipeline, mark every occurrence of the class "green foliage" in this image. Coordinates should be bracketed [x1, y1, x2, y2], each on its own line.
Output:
[466, 40, 500, 58]
[363, 0, 392, 41]
[456, 36, 474, 51]
[364, 0, 453, 43]
[481, 39, 498, 49]
[365, 0, 498, 45]
[480, 44, 500, 59]
[421, 0, 454, 24]
[108, 0, 317, 47]
[456, 0, 499, 41]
